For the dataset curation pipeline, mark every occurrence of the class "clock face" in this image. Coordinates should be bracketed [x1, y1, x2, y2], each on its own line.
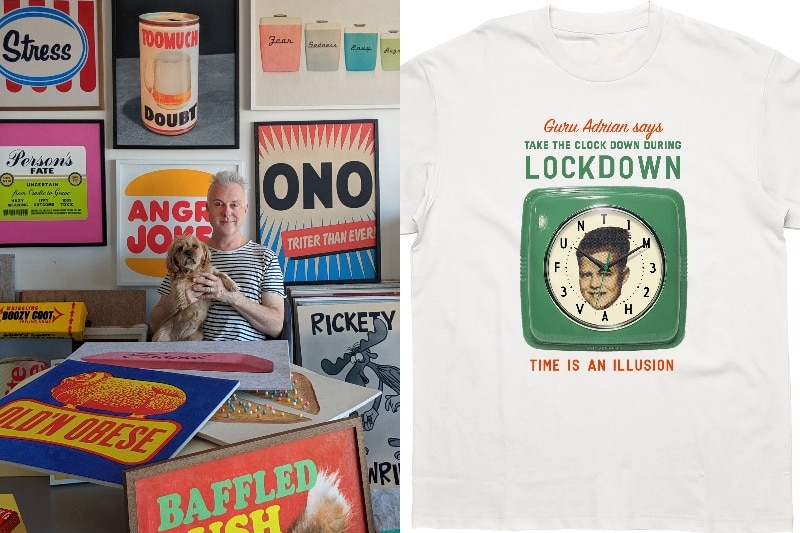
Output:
[545, 205, 665, 330]
[521, 187, 686, 351]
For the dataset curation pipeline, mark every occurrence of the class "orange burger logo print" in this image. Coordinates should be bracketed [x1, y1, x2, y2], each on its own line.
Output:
[116, 162, 240, 286]
[0, 371, 183, 464]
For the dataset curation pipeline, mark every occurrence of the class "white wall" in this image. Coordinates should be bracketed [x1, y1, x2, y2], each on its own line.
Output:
[0, 5, 400, 319]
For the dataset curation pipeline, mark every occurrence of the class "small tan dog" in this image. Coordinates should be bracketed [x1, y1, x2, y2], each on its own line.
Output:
[152, 235, 237, 342]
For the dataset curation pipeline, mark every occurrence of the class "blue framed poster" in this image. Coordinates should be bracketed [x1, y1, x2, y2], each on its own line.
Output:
[255, 120, 380, 284]
[0, 359, 238, 486]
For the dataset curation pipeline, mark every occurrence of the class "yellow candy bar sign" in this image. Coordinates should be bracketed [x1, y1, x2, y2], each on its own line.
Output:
[0, 302, 87, 341]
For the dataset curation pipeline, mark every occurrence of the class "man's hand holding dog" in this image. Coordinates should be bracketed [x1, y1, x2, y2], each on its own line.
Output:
[192, 272, 237, 304]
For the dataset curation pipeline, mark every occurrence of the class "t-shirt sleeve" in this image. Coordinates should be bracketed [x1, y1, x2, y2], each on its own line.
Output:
[401, 56, 438, 235]
[157, 275, 170, 296]
[759, 51, 800, 228]
[260, 249, 286, 298]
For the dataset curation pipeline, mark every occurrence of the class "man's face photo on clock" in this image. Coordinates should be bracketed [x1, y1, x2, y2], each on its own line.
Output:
[576, 226, 631, 310]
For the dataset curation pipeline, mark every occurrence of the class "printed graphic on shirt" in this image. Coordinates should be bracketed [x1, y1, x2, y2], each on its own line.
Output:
[524, 119, 680, 181]
[520, 116, 686, 352]
[521, 186, 686, 351]
[545, 203, 666, 328]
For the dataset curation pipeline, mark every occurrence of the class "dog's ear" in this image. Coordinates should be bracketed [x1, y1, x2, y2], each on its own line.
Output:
[165, 239, 181, 275]
[199, 241, 212, 271]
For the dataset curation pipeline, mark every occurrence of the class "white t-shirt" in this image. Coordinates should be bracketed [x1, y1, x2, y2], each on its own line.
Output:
[401, 3, 800, 531]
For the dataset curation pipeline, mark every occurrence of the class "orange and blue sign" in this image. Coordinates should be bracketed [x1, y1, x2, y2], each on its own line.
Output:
[0, 360, 238, 486]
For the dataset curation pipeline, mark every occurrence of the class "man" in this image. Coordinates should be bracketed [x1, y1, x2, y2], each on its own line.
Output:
[575, 226, 631, 310]
[150, 170, 285, 340]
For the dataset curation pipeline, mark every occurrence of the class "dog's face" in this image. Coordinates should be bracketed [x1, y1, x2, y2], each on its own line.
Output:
[166, 235, 211, 277]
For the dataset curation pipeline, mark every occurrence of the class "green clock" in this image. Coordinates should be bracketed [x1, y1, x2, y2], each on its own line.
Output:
[521, 187, 686, 351]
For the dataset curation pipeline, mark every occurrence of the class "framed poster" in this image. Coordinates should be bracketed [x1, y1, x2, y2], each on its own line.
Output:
[111, 0, 239, 148]
[0, 0, 104, 110]
[255, 120, 380, 284]
[250, 0, 399, 109]
[116, 159, 242, 286]
[294, 296, 400, 487]
[125, 417, 376, 533]
[0, 120, 106, 247]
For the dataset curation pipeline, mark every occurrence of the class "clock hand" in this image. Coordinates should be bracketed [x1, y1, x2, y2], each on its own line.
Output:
[575, 247, 607, 270]
[594, 251, 612, 309]
[606, 243, 647, 269]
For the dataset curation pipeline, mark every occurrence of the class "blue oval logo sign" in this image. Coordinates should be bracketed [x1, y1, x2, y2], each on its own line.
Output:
[0, 6, 88, 86]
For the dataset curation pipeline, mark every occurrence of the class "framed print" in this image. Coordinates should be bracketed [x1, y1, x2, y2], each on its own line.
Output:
[125, 417, 376, 533]
[112, 0, 239, 148]
[251, 0, 399, 109]
[0, 120, 106, 247]
[116, 159, 242, 286]
[255, 120, 380, 284]
[294, 295, 400, 487]
[0, 0, 104, 110]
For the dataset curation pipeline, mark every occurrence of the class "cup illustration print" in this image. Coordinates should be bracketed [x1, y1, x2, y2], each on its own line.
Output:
[380, 30, 400, 71]
[305, 20, 341, 72]
[259, 14, 302, 72]
[344, 24, 378, 71]
[145, 51, 191, 110]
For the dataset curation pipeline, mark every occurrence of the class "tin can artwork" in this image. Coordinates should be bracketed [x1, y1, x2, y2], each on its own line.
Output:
[138, 12, 199, 136]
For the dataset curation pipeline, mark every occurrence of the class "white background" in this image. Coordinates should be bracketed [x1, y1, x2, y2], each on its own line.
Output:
[399, 2, 800, 532]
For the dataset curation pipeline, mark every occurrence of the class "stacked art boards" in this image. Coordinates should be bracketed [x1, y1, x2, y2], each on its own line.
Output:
[288, 282, 400, 487]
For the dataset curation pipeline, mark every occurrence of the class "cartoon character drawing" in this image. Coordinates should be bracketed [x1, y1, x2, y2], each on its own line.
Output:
[321, 317, 400, 459]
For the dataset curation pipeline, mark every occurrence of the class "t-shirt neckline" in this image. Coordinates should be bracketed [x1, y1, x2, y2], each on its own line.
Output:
[208, 239, 253, 253]
[532, 2, 664, 82]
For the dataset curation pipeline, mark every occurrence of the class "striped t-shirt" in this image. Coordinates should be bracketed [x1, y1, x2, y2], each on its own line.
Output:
[158, 240, 285, 341]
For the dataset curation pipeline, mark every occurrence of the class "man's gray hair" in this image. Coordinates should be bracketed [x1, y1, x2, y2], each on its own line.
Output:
[209, 170, 249, 197]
